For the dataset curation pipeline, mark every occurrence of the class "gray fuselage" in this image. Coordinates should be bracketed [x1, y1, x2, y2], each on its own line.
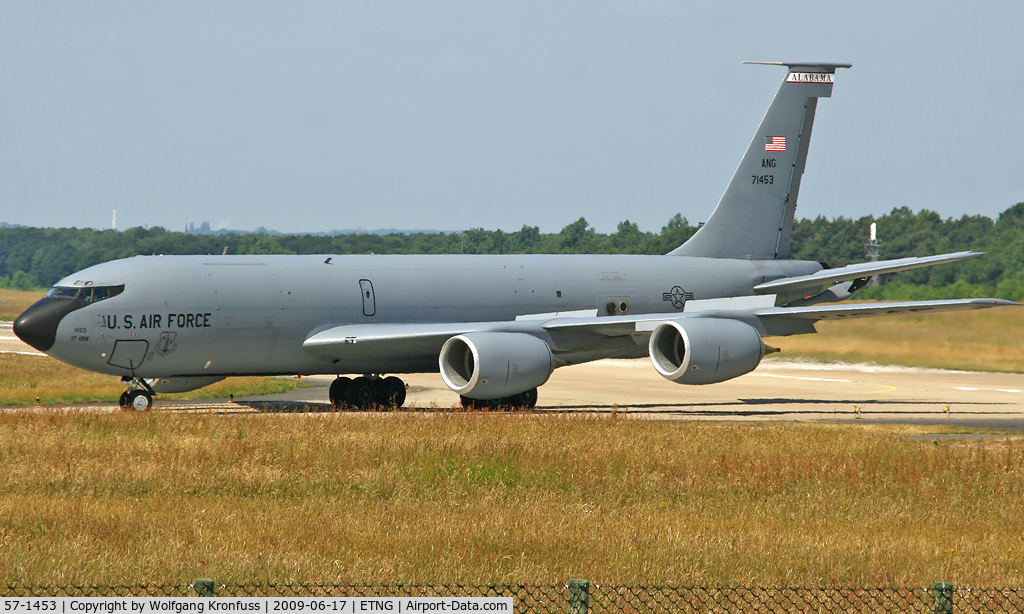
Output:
[42, 253, 821, 378]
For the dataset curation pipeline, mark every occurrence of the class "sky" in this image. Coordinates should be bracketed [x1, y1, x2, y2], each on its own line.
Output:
[1, 1, 1023, 235]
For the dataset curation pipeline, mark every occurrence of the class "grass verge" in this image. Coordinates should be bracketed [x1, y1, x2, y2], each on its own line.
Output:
[770, 307, 1023, 372]
[0, 353, 300, 405]
[0, 288, 47, 321]
[0, 412, 1021, 586]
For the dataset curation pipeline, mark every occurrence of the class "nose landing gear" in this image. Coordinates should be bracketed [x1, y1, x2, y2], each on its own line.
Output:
[119, 377, 155, 411]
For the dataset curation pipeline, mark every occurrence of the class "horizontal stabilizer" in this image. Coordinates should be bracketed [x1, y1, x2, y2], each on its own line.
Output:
[756, 298, 1018, 321]
[753, 251, 981, 295]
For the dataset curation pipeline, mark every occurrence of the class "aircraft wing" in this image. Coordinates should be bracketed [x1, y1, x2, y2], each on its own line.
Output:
[533, 297, 1019, 337]
[753, 298, 1019, 321]
[304, 296, 1018, 359]
[303, 322, 506, 358]
[753, 251, 981, 295]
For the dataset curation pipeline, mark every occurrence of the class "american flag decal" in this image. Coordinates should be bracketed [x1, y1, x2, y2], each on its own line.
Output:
[764, 136, 786, 152]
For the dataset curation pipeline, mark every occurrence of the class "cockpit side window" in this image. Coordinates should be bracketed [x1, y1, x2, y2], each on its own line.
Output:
[46, 287, 80, 299]
[46, 284, 124, 303]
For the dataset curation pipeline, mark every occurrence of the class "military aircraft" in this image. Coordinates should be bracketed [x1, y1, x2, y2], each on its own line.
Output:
[13, 62, 1017, 411]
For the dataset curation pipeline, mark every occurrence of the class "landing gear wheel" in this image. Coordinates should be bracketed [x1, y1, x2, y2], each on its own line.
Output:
[509, 388, 539, 409]
[460, 396, 497, 411]
[119, 391, 130, 409]
[345, 376, 377, 410]
[125, 389, 153, 411]
[377, 376, 406, 410]
[329, 376, 352, 410]
[461, 388, 538, 411]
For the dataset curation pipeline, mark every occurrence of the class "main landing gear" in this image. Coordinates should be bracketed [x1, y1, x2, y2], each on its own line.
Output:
[119, 377, 154, 411]
[460, 388, 539, 411]
[329, 375, 407, 411]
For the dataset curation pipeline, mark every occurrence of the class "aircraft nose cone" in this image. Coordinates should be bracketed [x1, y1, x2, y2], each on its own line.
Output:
[13, 298, 86, 352]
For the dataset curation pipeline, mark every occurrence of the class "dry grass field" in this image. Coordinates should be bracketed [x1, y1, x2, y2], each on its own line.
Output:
[0, 411, 1021, 586]
[771, 307, 1024, 373]
[2, 290, 1022, 586]
[0, 288, 46, 321]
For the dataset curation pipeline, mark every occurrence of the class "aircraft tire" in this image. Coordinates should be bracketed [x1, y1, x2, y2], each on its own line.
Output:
[511, 388, 539, 409]
[329, 376, 352, 410]
[345, 376, 377, 410]
[118, 391, 130, 409]
[125, 389, 153, 411]
[460, 396, 498, 411]
[377, 376, 406, 410]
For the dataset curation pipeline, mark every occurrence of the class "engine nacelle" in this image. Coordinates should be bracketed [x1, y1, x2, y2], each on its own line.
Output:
[439, 332, 554, 400]
[649, 318, 764, 385]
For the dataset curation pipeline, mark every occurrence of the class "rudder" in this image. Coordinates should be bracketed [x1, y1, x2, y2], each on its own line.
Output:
[670, 62, 851, 259]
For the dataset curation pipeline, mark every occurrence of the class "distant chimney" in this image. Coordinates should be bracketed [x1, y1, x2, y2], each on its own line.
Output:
[112, 209, 117, 230]
[865, 222, 881, 287]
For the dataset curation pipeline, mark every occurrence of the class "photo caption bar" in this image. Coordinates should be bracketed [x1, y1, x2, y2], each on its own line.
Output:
[1, 598, 513, 614]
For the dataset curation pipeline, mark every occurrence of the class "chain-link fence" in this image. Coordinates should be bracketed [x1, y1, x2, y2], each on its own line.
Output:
[3, 581, 1024, 612]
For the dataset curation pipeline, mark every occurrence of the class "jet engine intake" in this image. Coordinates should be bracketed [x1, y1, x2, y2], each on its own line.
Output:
[439, 332, 554, 400]
[649, 318, 764, 385]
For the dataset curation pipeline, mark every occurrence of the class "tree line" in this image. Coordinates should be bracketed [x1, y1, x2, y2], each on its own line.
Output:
[2, 203, 1023, 301]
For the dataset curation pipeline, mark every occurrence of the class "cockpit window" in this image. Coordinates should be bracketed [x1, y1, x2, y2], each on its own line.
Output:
[45, 284, 124, 303]
[47, 287, 80, 299]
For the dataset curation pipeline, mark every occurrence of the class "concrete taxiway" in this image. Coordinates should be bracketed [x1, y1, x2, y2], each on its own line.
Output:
[247, 359, 1024, 431]
[0, 321, 43, 356]
[4, 320, 1023, 430]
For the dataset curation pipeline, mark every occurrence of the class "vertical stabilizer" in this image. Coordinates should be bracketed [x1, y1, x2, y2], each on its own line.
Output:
[670, 62, 850, 259]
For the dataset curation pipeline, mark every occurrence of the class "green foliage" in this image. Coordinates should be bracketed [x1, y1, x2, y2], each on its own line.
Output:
[558, 217, 595, 252]
[0, 215, 698, 286]
[239, 234, 295, 255]
[792, 202, 1024, 299]
[9, 271, 36, 290]
[3, 202, 1024, 296]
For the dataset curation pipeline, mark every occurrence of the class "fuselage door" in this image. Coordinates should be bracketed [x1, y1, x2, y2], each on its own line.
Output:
[359, 279, 376, 316]
[107, 339, 150, 371]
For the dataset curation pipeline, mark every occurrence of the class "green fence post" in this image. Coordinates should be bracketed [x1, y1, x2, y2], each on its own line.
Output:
[194, 579, 216, 597]
[932, 582, 953, 614]
[568, 579, 589, 614]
